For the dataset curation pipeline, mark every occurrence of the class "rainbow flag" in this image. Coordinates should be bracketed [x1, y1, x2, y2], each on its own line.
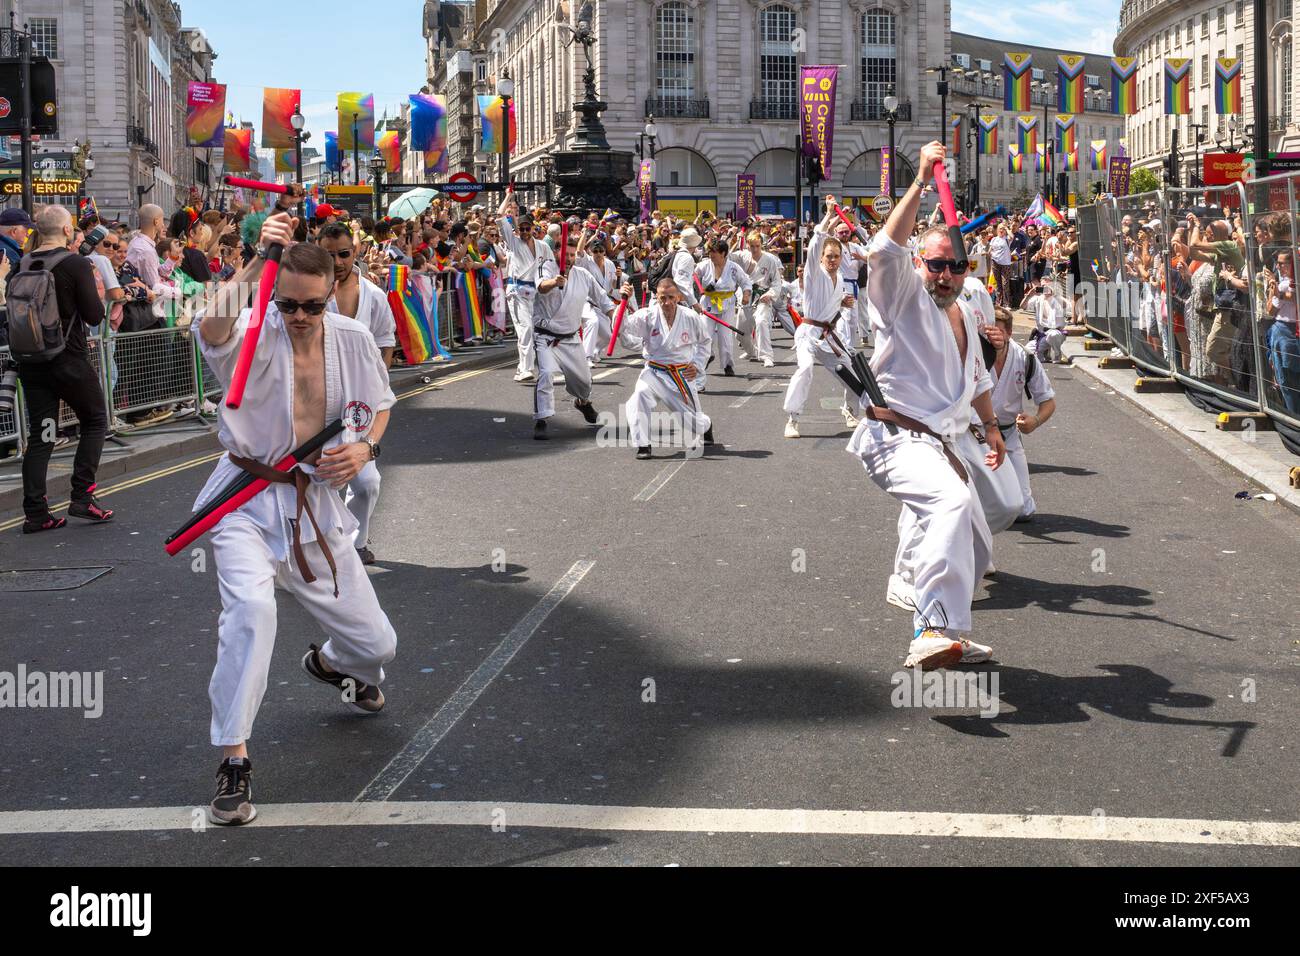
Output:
[1111, 57, 1138, 115]
[338, 92, 375, 151]
[409, 93, 447, 152]
[1003, 52, 1033, 111]
[1038, 197, 1065, 228]
[457, 252, 487, 340]
[1055, 114, 1077, 155]
[1008, 145, 1024, 173]
[951, 113, 963, 156]
[478, 95, 516, 154]
[1057, 55, 1087, 113]
[1034, 144, 1047, 173]
[261, 87, 300, 149]
[979, 114, 999, 154]
[377, 130, 402, 173]
[223, 127, 252, 173]
[1063, 146, 1079, 171]
[1164, 59, 1192, 115]
[185, 82, 226, 148]
[388, 265, 444, 363]
[1215, 57, 1242, 114]
[1090, 140, 1107, 171]
[1017, 116, 1038, 156]
[424, 147, 448, 175]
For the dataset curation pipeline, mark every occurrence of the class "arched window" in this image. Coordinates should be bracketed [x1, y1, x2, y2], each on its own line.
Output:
[759, 5, 797, 110]
[656, 2, 696, 99]
[860, 8, 897, 107]
[1283, 42, 1294, 126]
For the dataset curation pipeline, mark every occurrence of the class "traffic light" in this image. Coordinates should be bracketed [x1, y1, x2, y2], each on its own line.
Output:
[804, 155, 823, 186]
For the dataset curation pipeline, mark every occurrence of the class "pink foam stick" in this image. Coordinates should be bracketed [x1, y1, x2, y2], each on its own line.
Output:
[222, 175, 291, 195]
[225, 244, 283, 409]
[606, 295, 630, 357]
[930, 161, 969, 271]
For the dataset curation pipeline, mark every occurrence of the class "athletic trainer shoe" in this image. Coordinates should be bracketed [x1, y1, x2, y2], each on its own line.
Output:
[22, 513, 67, 535]
[68, 495, 113, 523]
[957, 637, 994, 665]
[209, 757, 256, 826]
[514, 371, 536, 384]
[636, 446, 653, 460]
[724, 365, 735, 377]
[356, 546, 376, 566]
[575, 399, 599, 424]
[301, 644, 385, 713]
[784, 417, 800, 439]
[841, 405, 860, 428]
[903, 630, 966, 671]
[534, 419, 548, 440]
[703, 427, 716, 445]
[762, 357, 775, 368]
[885, 573, 916, 611]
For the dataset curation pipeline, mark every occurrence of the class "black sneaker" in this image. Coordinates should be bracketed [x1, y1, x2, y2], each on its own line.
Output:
[22, 514, 67, 535]
[636, 446, 653, 460]
[724, 365, 735, 377]
[301, 644, 385, 712]
[703, 427, 716, 445]
[209, 757, 256, 825]
[534, 419, 548, 440]
[68, 495, 113, 523]
[356, 545, 376, 565]
[575, 399, 598, 424]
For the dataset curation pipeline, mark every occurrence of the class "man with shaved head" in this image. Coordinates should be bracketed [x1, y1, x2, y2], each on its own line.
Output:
[848, 141, 1007, 673]
[11, 204, 112, 532]
[126, 202, 165, 294]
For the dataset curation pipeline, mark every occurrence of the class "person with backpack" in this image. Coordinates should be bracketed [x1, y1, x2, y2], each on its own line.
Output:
[985, 308, 1056, 522]
[7, 204, 114, 532]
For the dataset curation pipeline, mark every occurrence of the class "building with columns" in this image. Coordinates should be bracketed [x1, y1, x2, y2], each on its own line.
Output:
[437, 0, 949, 218]
[1115, 0, 1298, 184]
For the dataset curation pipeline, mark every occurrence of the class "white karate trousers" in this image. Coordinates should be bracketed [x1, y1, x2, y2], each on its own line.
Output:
[625, 366, 711, 448]
[534, 331, 593, 420]
[782, 323, 855, 418]
[1036, 328, 1066, 362]
[743, 300, 775, 362]
[851, 420, 990, 636]
[343, 460, 381, 546]
[582, 304, 612, 363]
[508, 291, 537, 376]
[1003, 426, 1036, 517]
[209, 513, 398, 746]
[707, 306, 737, 373]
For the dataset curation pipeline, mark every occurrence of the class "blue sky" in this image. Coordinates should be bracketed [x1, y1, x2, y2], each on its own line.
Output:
[185, 0, 1125, 155]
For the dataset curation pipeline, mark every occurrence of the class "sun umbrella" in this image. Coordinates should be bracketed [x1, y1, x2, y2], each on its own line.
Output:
[387, 187, 438, 220]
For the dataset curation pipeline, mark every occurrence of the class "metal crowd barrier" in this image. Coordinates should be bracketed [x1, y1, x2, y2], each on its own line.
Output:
[1074, 174, 1300, 447]
[0, 347, 25, 456]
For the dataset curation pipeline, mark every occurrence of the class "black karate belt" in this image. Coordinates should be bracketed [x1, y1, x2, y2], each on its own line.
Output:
[536, 328, 580, 344]
[227, 455, 340, 598]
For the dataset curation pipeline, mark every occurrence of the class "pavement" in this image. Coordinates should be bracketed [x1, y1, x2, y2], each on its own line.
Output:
[1, 325, 1298, 866]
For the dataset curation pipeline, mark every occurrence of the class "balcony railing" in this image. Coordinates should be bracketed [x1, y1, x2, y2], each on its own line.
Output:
[128, 124, 159, 158]
[749, 99, 797, 120]
[645, 96, 710, 119]
[851, 101, 913, 122]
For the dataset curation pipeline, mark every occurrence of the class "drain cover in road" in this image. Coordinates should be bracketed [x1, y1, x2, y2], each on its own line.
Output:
[0, 567, 113, 592]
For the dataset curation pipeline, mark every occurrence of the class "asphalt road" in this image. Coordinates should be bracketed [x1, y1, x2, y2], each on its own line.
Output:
[2, 326, 1298, 866]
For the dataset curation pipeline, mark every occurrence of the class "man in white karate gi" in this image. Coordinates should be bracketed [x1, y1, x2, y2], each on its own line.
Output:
[500, 193, 557, 383]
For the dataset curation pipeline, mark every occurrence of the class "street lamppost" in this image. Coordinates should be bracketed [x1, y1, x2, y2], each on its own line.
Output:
[644, 116, 658, 214]
[884, 92, 899, 202]
[1227, 114, 1239, 152]
[352, 112, 360, 186]
[1035, 80, 1053, 204]
[370, 152, 386, 223]
[926, 66, 950, 141]
[496, 70, 514, 195]
[290, 108, 305, 215]
[967, 101, 983, 214]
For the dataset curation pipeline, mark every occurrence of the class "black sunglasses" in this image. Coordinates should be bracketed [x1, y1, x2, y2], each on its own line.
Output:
[921, 257, 969, 276]
[325, 248, 353, 259]
[275, 298, 329, 316]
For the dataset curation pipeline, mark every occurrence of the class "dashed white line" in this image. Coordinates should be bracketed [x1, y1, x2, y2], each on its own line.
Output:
[354, 560, 596, 802]
[633, 460, 686, 502]
[729, 379, 770, 408]
[3, 802, 1297, 848]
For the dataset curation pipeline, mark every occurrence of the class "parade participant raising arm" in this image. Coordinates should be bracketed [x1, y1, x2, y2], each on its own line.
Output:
[574, 224, 622, 366]
[195, 211, 397, 825]
[781, 194, 862, 438]
[849, 140, 1006, 672]
[500, 192, 557, 383]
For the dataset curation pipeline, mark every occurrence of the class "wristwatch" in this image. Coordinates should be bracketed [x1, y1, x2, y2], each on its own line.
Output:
[366, 439, 381, 461]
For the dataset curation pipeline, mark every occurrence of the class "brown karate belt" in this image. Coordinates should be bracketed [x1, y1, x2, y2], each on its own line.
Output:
[800, 317, 853, 358]
[228, 455, 340, 597]
[860, 407, 970, 484]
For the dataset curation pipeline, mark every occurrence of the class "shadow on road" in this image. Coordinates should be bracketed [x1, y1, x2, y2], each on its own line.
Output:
[1015, 512, 1131, 543]
[1027, 462, 1098, 478]
[932, 663, 1254, 756]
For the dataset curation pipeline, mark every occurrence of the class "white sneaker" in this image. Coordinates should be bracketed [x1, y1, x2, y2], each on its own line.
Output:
[738, 350, 749, 360]
[957, 636, 994, 664]
[903, 631, 966, 671]
[762, 357, 774, 368]
[784, 418, 800, 439]
[588, 359, 597, 369]
[513, 371, 536, 383]
[885, 573, 916, 611]
[841, 405, 859, 428]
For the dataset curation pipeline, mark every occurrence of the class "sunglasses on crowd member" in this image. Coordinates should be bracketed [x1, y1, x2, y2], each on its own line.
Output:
[921, 257, 969, 276]
[275, 298, 329, 316]
[324, 247, 353, 260]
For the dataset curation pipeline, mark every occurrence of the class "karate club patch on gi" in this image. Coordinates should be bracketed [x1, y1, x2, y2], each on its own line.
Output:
[344, 400, 374, 432]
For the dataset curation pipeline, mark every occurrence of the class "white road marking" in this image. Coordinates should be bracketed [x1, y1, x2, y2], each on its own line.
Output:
[730, 379, 769, 408]
[633, 460, 686, 502]
[2, 802, 1297, 848]
[354, 560, 596, 802]
[591, 367, 625, 382]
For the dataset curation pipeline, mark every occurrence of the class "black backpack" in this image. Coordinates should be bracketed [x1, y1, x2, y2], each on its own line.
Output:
[981, 334, 1038, 401]
[6, 250, 72, 363]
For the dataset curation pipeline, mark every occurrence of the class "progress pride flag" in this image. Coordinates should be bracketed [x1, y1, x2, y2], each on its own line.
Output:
[800, 66, 838, 177]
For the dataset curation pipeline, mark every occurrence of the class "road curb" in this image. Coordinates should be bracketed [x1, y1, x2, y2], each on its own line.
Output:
[0, 344, 515, 517]
[1063, 340, 1300, 517]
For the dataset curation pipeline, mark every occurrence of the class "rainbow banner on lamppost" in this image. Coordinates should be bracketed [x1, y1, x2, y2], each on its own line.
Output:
[185, 82, 226, 148]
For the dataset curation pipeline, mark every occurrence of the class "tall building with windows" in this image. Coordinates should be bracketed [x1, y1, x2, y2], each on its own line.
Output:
[948, 33, 1127, 210]
[0, 0, 219, 220]
[1115, 0, 1298, 183]
[443, 0, 947, 218]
